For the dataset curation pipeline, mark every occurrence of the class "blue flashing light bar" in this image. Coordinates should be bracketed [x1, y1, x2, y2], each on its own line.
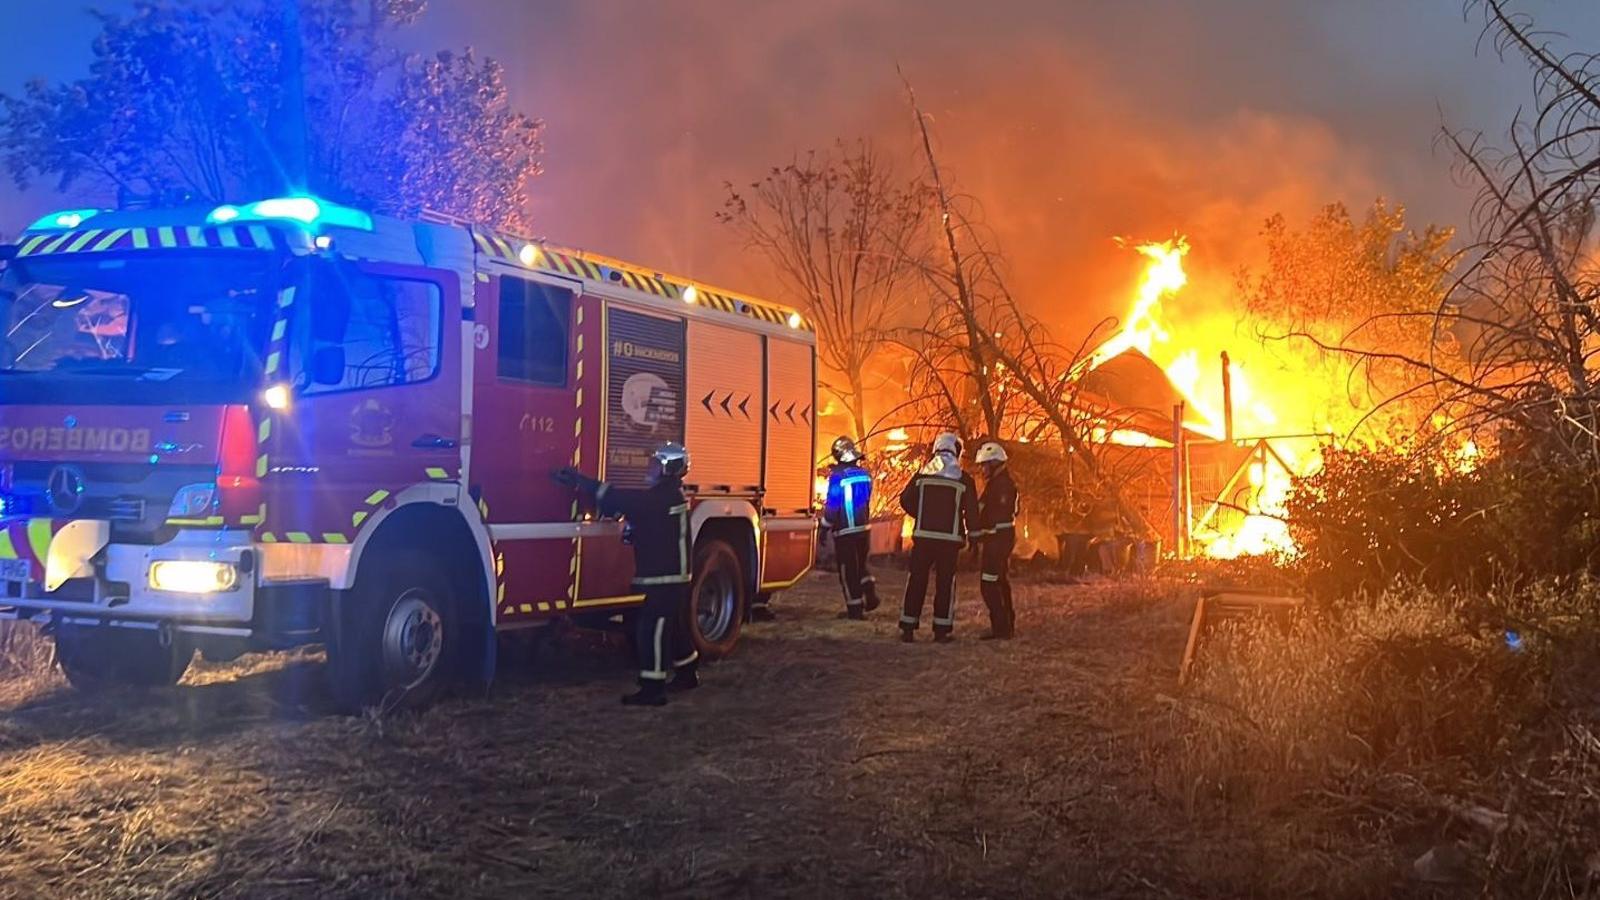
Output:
[206, 196, 374, 233]
[26, 208, 104, 232]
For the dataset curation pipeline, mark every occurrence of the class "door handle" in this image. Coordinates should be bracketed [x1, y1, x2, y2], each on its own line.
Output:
[412, 434, 458, 449]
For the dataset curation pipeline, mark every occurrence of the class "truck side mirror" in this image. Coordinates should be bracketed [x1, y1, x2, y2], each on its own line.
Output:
[311, 345, 345, 385]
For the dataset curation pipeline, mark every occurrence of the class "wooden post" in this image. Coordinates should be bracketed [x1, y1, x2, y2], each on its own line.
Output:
[1220, 350, 1234, 445]
[1171, 403, 1185, 558]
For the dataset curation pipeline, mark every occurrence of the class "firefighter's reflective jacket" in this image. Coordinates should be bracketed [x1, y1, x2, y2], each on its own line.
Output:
[587, 478, 691, 585]
[824, 462, 874, 535]
[974, 468, 1019, 539]
[900, 463, 979, 543]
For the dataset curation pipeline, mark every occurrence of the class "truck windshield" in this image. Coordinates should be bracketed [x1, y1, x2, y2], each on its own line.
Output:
[0, 252, 280, 403]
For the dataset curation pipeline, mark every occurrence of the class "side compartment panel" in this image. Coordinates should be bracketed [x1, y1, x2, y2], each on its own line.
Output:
[684, 320, 763, 493]
[762, 337, 815, 514]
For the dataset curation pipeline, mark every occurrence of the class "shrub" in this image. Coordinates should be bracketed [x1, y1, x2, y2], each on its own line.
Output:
[1287, 445, 1600, 600]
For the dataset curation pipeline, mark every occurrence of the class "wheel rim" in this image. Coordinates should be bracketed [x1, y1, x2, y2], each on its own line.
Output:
[694, 564, 737, 641]
[381, 588, 444, 689]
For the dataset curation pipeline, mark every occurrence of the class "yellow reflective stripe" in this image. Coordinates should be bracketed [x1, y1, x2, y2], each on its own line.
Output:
[38, 233, 76, 254]
[257, 418, 271, 442]
[271, 318, 287, 341]
[322, 533, 349, 544]
[64, 229, 104, 253]
[364, 489, 390, 505]
[26, 519, 53, 562]
[17, 235, 49, 255]
[286, 532, 312, 543]
[249, 225, 272, 248]
[157, 227, 177, 248]
[425, 467, 449, 480]
[0, 528, 15, 559]
[218, 227, 240, 248]
[185, 226, 207, 247]
[352, 510, 369, 528]
[255, 455, 268, 477]
[131, 229, 150, 250]
[91, 228, 129, 251]
[165, 516, 224, 526]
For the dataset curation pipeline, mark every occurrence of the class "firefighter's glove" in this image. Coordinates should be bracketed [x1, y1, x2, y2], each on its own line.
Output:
[552, 466, 583, 487]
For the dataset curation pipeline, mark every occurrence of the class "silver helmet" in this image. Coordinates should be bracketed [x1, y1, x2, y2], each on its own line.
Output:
[831, 436, 861, 464]
[652, 441, 690, 479]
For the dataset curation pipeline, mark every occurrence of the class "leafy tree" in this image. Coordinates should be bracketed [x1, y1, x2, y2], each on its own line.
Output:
[0, 0, 542, 231]
[1238, 200, 1459, 443]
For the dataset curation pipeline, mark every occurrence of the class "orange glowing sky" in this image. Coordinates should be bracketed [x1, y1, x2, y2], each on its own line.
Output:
[4, 1, 1598, 338]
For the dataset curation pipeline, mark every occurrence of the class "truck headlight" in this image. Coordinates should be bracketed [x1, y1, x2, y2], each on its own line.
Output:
[168, 483, 218, 518]
[149, 560, 238, 594]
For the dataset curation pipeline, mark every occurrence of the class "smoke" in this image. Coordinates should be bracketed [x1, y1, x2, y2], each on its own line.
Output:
[407, 0, 1557, 339]
[9, 0, 1596, 339]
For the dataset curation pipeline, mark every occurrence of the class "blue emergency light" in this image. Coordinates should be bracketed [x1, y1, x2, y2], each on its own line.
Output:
[25, 208, 104, 232]
[206, 195, 374, 233]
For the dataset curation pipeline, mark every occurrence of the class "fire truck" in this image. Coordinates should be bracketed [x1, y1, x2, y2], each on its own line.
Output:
[0, 198, 818, 709]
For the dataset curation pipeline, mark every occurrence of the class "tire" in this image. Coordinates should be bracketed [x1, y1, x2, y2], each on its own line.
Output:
[56, 625, 192, 691]
[327, 555, 461, 713]
[687, 538, 747, 659]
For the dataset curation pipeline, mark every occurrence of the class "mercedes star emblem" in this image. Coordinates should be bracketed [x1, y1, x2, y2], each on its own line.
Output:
[46, 465, 86, 514]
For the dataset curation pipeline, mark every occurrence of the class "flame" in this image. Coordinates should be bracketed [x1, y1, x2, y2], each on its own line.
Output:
[1087, 235, 1306, 558]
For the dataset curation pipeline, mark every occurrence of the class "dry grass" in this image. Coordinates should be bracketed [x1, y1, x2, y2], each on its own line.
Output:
[4, 569, 1583, 897]
[1162, 579, 1600, 897]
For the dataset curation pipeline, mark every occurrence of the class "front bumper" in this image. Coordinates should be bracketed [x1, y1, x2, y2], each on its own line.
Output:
[1, 527, 321, 641]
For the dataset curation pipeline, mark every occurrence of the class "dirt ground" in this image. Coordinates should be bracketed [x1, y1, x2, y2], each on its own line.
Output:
[0, 569, 1365, 899]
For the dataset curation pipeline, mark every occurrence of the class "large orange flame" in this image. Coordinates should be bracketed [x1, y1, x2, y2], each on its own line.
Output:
[1089, 236, 1301, 558]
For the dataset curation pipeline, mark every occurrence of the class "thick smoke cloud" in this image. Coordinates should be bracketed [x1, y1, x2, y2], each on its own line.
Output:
[420, 0, 1587, 334]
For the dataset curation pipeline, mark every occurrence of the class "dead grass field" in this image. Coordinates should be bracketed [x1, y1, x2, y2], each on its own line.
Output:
[0, 571, 1433, 899]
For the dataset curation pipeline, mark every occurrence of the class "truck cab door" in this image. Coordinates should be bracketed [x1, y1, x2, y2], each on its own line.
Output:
[261, 260, 462, 545]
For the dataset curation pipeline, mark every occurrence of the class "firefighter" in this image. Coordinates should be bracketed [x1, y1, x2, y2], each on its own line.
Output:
[972, 441, 1019, 640]
[554, 442, 697, 707]
[823, 436, 880, 620]
[899, 432, 979, 643]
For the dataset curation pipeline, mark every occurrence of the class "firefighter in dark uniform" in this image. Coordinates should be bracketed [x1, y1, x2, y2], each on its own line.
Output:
[823, 436, 880, 619]
[555, 442, 697, 707]
[899, 432, 979, 643]
[972, 441, 1019, 640]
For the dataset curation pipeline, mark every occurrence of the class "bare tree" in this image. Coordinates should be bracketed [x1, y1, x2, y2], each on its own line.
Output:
[719, 141, 930, 449]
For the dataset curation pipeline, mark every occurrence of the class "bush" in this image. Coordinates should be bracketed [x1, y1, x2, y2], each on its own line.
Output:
[1287, 445, 1600, 600]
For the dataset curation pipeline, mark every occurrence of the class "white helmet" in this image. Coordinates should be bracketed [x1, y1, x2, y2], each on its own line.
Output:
[932, 432, 963, 458]
[652, 442, 690, 479]
[975, 441, 1008, 464]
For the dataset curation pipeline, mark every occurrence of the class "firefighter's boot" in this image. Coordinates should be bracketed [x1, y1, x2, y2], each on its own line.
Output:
[862, 577, 881, 612]
[622, 681, 668, 707]
[667, 664, 700, 693]
[933, 629, 954, 644]
[899, 627, 915, 643]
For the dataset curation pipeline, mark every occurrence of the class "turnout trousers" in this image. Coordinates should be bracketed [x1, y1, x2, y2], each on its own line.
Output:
[635, 582, 697, 684]
[901, 538, 962, 635]
[980, 530, 1016, 637]
[833, 531, 879, 612]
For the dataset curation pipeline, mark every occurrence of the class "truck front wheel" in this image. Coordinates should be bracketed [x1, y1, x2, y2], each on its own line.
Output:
[56, 625, 192, 691]
[688, 539, 747, 659]
[327, 556, 460, 713]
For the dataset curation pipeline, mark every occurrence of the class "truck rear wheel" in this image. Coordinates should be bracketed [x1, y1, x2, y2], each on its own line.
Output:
[56, 625, 192, 691]
[688, 539, 747, 659]
[328, 556, 460, 713]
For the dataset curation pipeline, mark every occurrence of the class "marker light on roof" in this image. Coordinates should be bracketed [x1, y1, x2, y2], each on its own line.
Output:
[518, 244, 540, 267]
[205, 196, 374, 232]
[27, 209, 102, 231]
[682, 286, 698, 304]
[787, 311, 803, 329]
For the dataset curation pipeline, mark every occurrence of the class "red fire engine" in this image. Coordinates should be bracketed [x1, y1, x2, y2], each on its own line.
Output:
[0, 198, 818, 709]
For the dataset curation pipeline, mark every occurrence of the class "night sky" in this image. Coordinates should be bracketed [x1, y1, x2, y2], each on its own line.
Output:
[3, 1, 1596, 330]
